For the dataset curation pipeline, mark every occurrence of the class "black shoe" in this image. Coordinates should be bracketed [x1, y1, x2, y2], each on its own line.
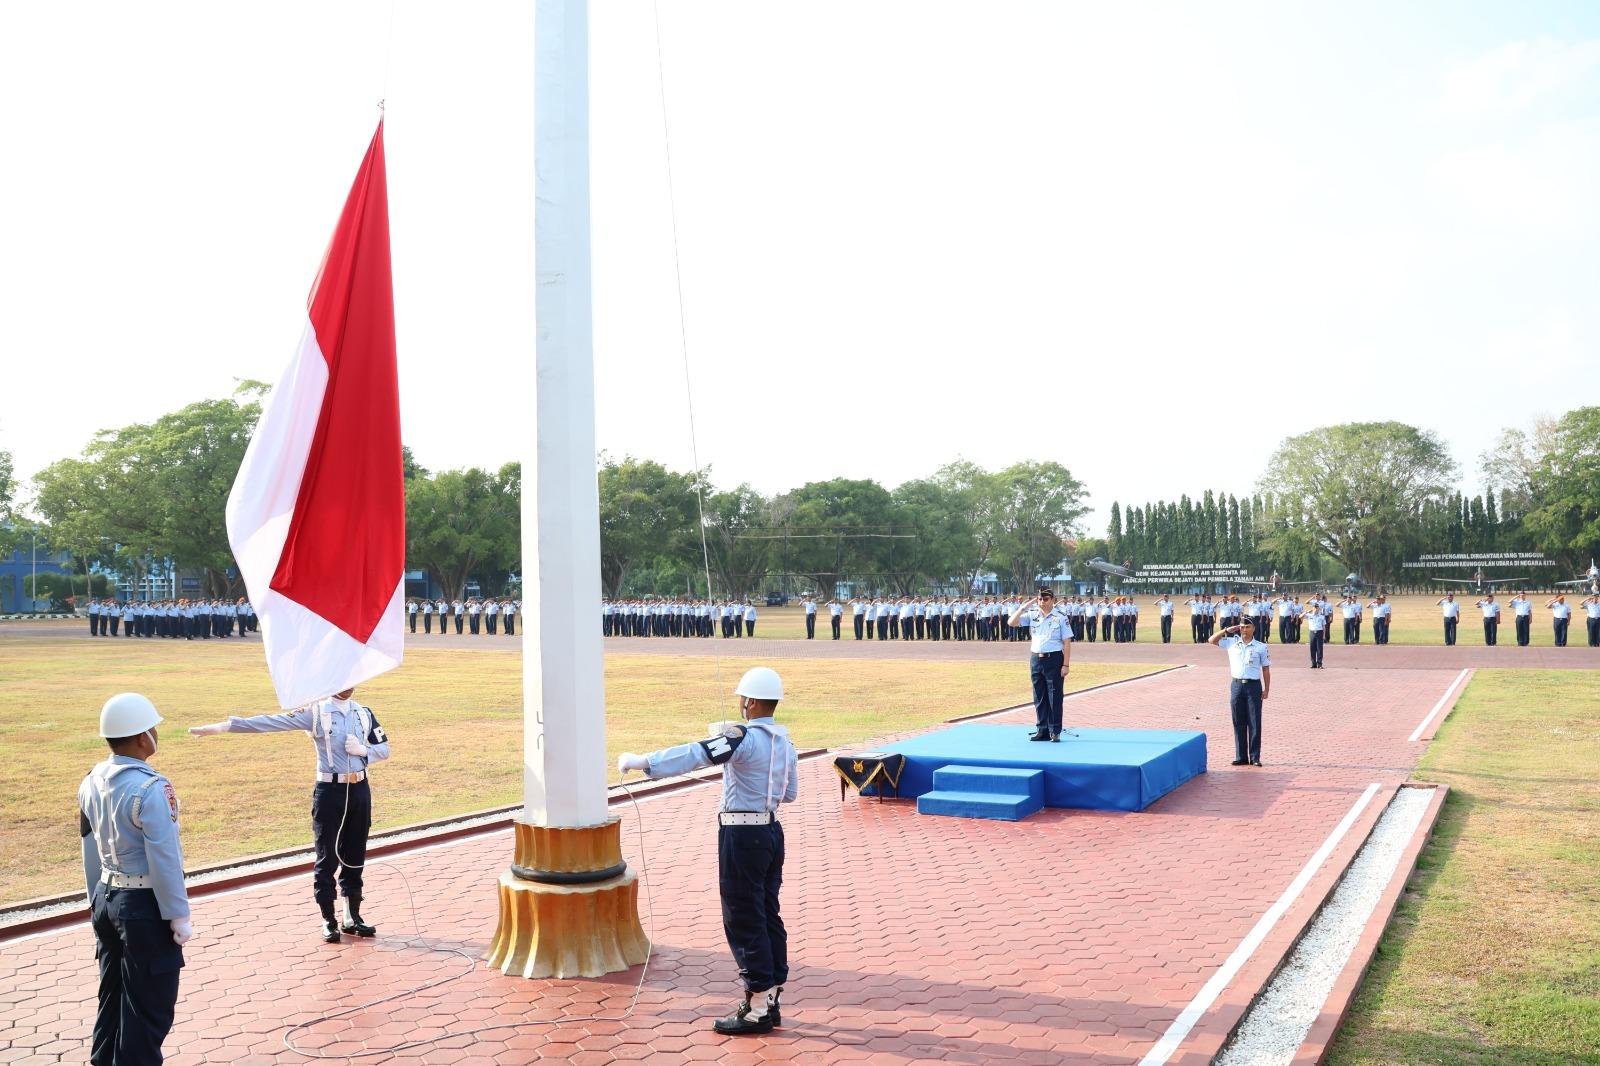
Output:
[341, 919, 377, 938]
[1029, 731, 1051, 742]
[766, 988, 783, 1027]
[712, 998, 774, 1036]
[1251, 759, 1262, 766]
[1230, 759, 1248, 766]
[320, 921, 341, 944]
[1050, 733, 1061, 742]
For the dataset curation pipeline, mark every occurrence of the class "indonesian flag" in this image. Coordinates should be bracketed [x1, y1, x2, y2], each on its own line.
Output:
[227, 120, 405, 709]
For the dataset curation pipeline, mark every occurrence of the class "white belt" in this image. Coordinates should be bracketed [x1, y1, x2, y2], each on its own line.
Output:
[719, 811, 774, 826]
[101, 869, 152, 889]
[316, 771, 366, 784]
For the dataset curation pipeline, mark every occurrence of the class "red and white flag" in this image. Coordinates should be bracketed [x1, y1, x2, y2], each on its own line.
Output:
[227, 120, 405, 709]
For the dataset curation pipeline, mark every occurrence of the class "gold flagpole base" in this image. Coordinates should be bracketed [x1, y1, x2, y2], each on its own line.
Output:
[485, 817, 649, 979]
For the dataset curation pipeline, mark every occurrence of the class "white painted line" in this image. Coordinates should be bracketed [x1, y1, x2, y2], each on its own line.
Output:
[1137, 781, 1383, 1066]
[1407, 668, 1471, 743]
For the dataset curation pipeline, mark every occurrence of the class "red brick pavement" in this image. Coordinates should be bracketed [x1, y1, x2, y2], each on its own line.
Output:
[1, 661, 1468, 1065]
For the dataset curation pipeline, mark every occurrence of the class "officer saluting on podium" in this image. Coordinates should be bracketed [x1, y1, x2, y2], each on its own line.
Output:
[188, 687, 389, 943]
[1009, 587, 1073, 742]
[80, 693, 193, 1066]
[617, 667, 798, 1036]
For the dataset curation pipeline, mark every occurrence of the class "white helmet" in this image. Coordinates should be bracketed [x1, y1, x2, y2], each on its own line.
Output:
[100, 692, 162, 738]
[735, 667, 784, 702]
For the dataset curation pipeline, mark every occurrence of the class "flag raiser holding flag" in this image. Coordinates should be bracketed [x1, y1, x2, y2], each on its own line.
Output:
[226, 119, 406, 709]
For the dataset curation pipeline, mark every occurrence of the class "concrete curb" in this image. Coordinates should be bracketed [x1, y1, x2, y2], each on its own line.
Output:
[0, 753, 827, 943]
[1292, 783, 1450, 1065]
[1171, 781, 1403, 1066]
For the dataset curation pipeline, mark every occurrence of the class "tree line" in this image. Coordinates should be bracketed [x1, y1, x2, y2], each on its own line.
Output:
[10, 399, 1598, 601]
[1106, 415, 1600, 585]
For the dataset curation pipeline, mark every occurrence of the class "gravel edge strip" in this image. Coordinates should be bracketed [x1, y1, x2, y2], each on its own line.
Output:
[1216, 785, 1433, 1065]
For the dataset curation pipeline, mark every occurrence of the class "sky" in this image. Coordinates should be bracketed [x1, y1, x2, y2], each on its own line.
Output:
[2, 1, 1598, 536]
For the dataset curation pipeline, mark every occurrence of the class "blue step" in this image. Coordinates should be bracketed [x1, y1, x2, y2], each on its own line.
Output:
[932, 764, 1044, 802]
[917, 789, 1044, 821]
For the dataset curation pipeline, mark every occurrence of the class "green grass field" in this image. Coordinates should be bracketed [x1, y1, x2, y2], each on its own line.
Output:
[0, 636, 1150, 906]
[645, 594, 1591, 647]
[1327, 669, 1600, 1066]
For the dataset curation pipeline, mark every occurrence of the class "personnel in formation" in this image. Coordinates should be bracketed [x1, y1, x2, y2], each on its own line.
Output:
[1438, 593, 1460, 646]
[1475, 593, 1500, 646]
[617, 667, 798, 1036]
[1545, 594, 1571, 647]
[80, 693, 193, 1065]
[188, 687, 391, 943]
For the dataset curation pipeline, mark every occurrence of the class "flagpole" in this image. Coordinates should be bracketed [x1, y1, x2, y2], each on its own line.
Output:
[487, 0, 647, 980]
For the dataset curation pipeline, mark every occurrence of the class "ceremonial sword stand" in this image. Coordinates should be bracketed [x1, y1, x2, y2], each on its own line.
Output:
[486, 0, 647, 979]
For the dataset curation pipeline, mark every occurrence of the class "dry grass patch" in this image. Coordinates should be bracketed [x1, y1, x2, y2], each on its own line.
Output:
[0, 636, 1150, 904]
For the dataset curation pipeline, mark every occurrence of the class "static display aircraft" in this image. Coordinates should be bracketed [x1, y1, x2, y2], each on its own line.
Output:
[1552, 559, 1600, 594]
[1429, 569, 1530, 595]
[1086, 557, 1134, 579]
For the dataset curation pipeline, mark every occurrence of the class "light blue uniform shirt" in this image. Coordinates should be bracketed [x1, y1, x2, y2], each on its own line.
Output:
[79, 756, 190, 919]
[222, 697, 391, 776]
[644, 718, 799, 813]
[1220, 635, 1271, 679]
[1023, 607, 1073, 653]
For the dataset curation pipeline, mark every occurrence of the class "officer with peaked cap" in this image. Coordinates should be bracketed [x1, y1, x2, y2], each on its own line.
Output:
[80, 693, 193, 1065]
[617, 666, 798, 1036]
[188, 687, 390, 943]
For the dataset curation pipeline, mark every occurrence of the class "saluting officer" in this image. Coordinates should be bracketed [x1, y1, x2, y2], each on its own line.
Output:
[1209, 619, 1271, 766]
[189, 687, 390, 943]
[617, 667, 798, 1036]
[80, 693, 193, 1065]
[1009, 586, 1073, 742]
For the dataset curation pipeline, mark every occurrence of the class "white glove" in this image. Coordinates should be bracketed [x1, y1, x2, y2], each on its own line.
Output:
[617, 753, 650, 776]
[188, 722, 228, 736]
[344, 734, 369, 757]
[170, 918, 194, 945]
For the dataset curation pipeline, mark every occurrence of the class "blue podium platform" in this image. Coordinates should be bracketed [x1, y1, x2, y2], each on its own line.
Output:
[875, 723, 1207, 813]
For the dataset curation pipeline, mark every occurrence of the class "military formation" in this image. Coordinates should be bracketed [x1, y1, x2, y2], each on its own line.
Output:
[405, 597, 521, 636]
[84, 598, 256, 639]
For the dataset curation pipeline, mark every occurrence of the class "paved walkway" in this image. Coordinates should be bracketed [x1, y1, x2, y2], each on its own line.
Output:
[7, 619, 1593, 670]
[1, 659, 1471, 1064]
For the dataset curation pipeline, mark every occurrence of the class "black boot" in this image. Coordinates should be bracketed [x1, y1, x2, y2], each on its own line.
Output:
[319, 901, 341, 943]
[341, 898, 376, 938]
[765, 987, 783, 1028]
[1028, 729, 1051, 741]
[712, 993, 773, 1035]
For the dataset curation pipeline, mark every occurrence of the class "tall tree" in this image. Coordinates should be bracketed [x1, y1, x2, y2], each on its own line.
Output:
[1522, 406, 1600, 569]
[1258, 422, 1457, 582]
[702, 484, 772, 599]
[594, 457, 698, 598]
[992, 461, 1089, 591]
[405, 464, 521, 600]
[932, 461, 1006, 593]
[32, 394, 261, 594]
[775, 478, 897, 594]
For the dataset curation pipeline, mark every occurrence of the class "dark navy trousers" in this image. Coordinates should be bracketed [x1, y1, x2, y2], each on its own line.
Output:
[1030, 651, 1065, 735]
[311, 780, 371, 904]
[1229, 679, 1263, 763]
[719, 821, 787, 994]
[91, 886, 182, 1066]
